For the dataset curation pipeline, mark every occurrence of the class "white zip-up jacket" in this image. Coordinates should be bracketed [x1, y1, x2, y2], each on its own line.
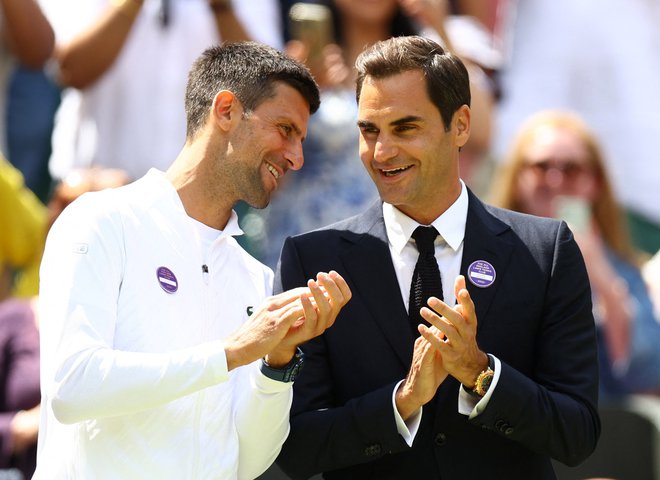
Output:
[35, 169, 292, 479]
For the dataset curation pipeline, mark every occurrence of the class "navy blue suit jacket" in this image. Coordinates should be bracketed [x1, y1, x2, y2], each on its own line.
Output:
[274, 191, 600, 480]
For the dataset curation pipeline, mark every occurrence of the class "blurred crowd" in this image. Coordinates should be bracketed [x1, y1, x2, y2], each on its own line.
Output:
[1, 0, 659, 478]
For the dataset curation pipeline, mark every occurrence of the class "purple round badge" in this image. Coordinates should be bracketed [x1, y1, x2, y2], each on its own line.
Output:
[467, 260, 496, 288]
[156, 266, 178, 294]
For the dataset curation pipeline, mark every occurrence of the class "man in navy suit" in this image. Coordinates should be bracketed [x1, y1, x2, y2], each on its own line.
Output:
[274, 35, 600, 479]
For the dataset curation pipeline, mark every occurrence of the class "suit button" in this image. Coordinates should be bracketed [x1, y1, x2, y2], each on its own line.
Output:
[495, 419, 505, 429]
[504, 427, 514, 435]
[434, 432, 447, 446]
[364, 444, 382, 457]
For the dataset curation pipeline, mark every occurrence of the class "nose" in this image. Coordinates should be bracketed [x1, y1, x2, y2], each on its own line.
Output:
[544, 167, 566, 189]
[285, 140, 304, 171]
[373, 135, 397, 163]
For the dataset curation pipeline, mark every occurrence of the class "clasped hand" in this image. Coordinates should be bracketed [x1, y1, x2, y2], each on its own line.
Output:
[225, 271, 351, 370]
[396, 275, 487, 419]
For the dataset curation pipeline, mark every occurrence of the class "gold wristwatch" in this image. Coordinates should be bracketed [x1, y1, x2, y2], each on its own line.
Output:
[471, 355, 495, 397]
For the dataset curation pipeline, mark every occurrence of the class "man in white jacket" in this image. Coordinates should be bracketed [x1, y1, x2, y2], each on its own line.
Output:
[34, 41, 351, 480]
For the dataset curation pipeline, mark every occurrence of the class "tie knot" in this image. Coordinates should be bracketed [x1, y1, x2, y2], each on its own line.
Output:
[411, 226, 438, 255]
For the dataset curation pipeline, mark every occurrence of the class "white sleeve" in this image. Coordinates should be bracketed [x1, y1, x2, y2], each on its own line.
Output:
[392, 380, 422, 446]
[232, 362, 292, 480]
[39, 195, 230, 424]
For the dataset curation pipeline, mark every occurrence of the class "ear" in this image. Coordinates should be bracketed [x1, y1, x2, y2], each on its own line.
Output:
[211, 90, 241, 132]
[453, 104, 471, 148]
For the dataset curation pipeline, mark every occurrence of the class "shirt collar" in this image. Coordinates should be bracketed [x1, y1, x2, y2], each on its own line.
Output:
[223, 210, 243, 237]
[383, 180, 468, 254]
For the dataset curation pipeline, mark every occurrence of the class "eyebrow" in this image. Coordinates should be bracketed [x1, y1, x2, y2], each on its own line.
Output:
[357, 115, 424, 129]
[290, 121, 302, 137]
[391, 115, 424, 126]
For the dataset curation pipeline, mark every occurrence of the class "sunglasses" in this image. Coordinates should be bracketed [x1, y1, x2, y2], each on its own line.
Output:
[522, 159, 593, 181]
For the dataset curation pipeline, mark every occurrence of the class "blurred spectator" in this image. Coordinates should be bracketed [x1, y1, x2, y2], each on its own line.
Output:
[493, 0, 660, 256]
[40, 0, 283, 184]
[1, 153, 129, 302]
[246, 0, 499, 268]
[0, 0, 53, 69]
[6, 67, 61, 204]
[0, 297, 40, 480]
[490, 110, 660, 399]
[0, 0, 58, 203]
[0, 165, 128, 480]
[0, 156, 46, 301]
[0, 157, 40, 478]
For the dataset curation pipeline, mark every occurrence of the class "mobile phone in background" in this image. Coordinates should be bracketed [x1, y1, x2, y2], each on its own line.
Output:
[288, 3, 334, 67]
[554, 195, 591, 233]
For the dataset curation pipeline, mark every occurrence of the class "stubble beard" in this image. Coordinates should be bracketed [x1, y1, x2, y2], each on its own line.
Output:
[241, 161, 272, 210]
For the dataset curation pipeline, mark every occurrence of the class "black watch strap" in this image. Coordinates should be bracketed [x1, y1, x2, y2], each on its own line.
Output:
[260, 347, 305, 383]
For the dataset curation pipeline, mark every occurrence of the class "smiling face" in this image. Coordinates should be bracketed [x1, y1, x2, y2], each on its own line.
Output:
[357, 70, 469, 224]
[223, 82, 310, 209]
[516, 124, 600, 218]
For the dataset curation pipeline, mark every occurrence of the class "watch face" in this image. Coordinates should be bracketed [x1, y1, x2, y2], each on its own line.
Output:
[474, 369, 494, 396]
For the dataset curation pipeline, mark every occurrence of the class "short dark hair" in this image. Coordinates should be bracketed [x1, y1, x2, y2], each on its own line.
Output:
[355, 36, 470, 131]
[184, 41, 320, 139]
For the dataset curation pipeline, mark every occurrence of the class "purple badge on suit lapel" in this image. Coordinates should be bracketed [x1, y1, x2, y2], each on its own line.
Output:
[157, 266, 178, 293]
[467, 260, 496, 288]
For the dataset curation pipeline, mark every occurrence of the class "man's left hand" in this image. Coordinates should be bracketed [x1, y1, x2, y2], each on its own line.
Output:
[419, 275, 488, 388]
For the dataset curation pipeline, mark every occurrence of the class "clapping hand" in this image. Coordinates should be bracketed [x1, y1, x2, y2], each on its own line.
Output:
[224, 271, 351, 370]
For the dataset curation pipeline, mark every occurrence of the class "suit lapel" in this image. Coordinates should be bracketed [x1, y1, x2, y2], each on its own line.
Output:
[339, 204, 414, 368]
[460, 191, 513, 332]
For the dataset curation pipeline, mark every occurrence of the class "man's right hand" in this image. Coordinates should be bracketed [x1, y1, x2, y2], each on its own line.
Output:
[224, 270, 351, 370]
[395, 332, 448, 421]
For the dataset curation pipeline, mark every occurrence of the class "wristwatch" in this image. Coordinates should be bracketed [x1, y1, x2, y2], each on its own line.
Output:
[260, 348, 305, 383]
[472, 355, 495, 397]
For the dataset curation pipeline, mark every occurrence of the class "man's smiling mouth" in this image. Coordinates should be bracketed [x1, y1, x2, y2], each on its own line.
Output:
[381, 165, 412, 177]
[267, 162, 280, 179]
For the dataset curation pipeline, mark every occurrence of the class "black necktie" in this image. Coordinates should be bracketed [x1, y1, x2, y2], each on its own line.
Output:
[408, 226, 443, 335]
